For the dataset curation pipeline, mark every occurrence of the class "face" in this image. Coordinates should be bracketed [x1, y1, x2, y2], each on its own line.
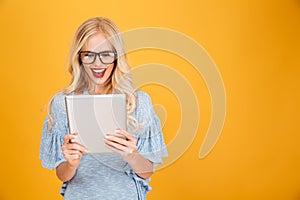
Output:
[80, 32, 115, 90]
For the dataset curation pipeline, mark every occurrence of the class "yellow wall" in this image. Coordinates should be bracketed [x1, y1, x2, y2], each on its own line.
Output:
[1, 0, 300, 199]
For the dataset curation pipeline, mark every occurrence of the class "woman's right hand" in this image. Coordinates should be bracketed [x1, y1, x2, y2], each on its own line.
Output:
[61, 133, 88, 168]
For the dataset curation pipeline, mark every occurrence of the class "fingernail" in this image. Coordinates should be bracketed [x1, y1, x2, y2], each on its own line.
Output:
[115, 129, 121, 133]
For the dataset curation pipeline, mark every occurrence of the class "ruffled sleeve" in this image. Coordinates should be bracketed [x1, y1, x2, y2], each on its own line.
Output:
[39, 93, 68, 170]
[135, 91, 168, 169]
[124, 91, 168, 200]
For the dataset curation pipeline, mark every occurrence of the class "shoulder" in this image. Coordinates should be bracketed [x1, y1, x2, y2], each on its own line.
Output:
[52, 92, 66, 102]
[134, 90, 155, 122]
[50, 92, 68, 113]
[135, 90, 152, 108]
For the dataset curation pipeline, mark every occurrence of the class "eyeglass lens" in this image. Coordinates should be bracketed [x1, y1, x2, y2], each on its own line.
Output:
[80, 52, 116, 64]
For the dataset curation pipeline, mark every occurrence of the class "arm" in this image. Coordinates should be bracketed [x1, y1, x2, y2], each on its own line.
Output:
[126, 152, 154, 179]
[56, 161, 77, 182]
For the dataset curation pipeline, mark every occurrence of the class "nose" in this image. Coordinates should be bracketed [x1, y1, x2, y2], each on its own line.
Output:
[93, 54, 102, 66]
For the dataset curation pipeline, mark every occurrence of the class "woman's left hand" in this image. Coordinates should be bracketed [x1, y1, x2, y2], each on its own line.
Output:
[105, 129, 154, 179]
[104, 129, 137, 162]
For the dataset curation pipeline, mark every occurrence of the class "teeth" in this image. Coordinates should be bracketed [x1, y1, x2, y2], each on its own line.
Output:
[92, 68, 105, 73]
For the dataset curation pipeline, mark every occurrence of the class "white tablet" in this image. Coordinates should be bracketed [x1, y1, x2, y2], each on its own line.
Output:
[65, 94, 127, 153]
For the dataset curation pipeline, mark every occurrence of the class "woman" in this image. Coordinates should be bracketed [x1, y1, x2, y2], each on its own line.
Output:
[39, 17, 167, 199]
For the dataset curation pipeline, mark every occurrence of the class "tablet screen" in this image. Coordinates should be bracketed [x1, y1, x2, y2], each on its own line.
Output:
[65, 94, 127, 153]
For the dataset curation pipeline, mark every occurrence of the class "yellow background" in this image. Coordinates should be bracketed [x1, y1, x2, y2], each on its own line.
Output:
[1, 0, 300, 199]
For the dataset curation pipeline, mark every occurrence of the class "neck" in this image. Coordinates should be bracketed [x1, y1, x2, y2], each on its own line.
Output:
[93, 84, 104, 95]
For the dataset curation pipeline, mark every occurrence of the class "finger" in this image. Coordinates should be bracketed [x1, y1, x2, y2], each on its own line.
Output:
[104, 138, 134, 154]
[65, 149, 81, 155]
[70, 154, 81, 160]
[104, 138, 126, 151]
[104, 135, 133, 147]
[105, 143, 123, 154]
[67, 143, 88, 153]
[105, 142, 134, 155]
[64, 133, 78, 144]
[63, 150, 82, 160]
[114, 129, 136, 141]
[62, 147, 79, 155]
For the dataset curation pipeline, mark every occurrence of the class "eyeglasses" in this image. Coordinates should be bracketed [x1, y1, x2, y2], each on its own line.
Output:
[78, 51, 117, 64]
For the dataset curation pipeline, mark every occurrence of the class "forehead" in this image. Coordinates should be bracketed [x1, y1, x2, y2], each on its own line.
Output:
[83, 32, 113, 52]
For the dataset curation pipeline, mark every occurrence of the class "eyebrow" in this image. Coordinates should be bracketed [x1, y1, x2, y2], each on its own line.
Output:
[80, 50, 115, 53]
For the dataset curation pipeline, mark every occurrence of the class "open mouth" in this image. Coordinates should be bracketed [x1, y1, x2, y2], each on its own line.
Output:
[91, 68, 106, 78]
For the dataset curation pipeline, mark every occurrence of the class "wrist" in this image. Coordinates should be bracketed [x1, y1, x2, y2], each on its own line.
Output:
[65, 161, 78, 171]
[125, 152, 154, 179]
[124, 150, 139, 164]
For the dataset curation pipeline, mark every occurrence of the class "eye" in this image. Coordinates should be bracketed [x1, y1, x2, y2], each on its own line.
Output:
[83, 52, 94, 58]
[101, 52, 114, 57]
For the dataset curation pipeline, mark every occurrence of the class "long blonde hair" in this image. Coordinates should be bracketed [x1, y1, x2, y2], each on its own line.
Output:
[47, 17, 138, 132]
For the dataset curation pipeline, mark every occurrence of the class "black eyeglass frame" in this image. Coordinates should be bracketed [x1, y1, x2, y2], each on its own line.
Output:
[78, 51, 117, 65]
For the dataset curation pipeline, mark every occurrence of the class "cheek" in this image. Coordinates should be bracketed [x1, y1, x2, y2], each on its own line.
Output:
[82, 64, 94, 71]
[106, 65, 115, 76]
[83, 66, 91, 75]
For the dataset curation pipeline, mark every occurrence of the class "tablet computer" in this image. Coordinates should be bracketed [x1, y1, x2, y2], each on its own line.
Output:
[65, 94, 127, 153]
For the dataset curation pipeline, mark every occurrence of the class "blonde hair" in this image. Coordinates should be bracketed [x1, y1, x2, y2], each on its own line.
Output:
[47, 17, 138, 132]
